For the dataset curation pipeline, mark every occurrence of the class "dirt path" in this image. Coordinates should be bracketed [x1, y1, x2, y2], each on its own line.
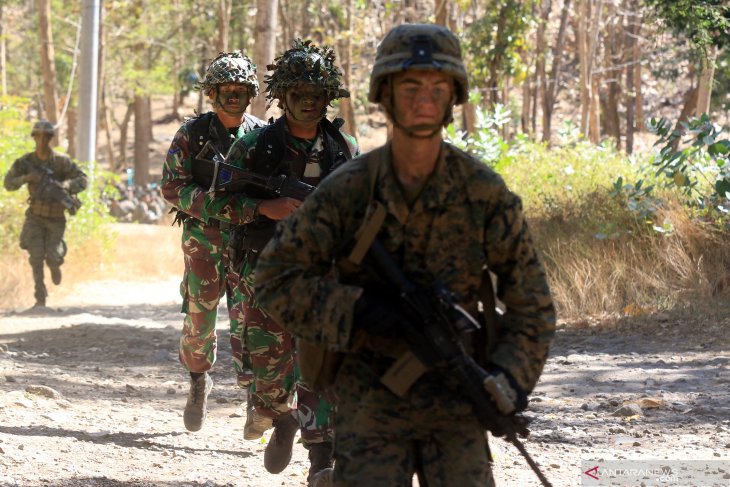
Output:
[0, 225, 729, 486]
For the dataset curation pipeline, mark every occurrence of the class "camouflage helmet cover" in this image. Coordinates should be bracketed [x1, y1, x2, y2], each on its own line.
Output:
[196, 51, 259, 97]
[31, 119, 56, 136]
[368, 23, 469, 105]
[265, 39, 350, 105]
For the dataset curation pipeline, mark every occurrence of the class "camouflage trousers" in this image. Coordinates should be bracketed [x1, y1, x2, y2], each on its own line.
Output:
[331, 354, 494, 486]
[179, 221, 251, 387]
[20, 211, 66, 303]
[241, 275, 334, 444]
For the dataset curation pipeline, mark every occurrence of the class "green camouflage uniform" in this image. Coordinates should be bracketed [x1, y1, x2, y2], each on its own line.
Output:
[160, 110, 263, 385]
[253, 142, 556, 485]
[3, 150, 87, 304]
[222, 116, 358, 444]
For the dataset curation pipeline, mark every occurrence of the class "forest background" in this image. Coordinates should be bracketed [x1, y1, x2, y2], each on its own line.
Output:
[0, 0, 729, 320]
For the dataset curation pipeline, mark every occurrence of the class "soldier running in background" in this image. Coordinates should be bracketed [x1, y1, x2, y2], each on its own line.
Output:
[214, 40, 358, 484]
[253, 24, 556, 486]
[3, 120, 87, 309]
[160, 51, 264, 432]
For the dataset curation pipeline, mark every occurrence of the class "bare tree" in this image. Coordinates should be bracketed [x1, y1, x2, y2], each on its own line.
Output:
[36, 0, 59, 141]
[695, 45, 717, 117]
[217, 0, 232, 53]
[251, 0, 278, 118]
[133, 95, 151, 185]
[541, 0, 570, 143]
[0, 2, 6, 97]
[337, 0, 357, 139]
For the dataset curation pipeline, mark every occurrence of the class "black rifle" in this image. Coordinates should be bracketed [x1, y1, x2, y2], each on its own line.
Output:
[28, 165, 82, 215]
[196, 140, 315, 199]
[366, 238, 553, 487]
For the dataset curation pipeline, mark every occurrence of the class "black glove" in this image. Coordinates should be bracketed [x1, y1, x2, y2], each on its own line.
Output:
[352, 290, 412, 337]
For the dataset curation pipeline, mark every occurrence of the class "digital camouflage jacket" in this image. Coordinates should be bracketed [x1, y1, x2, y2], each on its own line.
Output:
[4, 150, 87, 219]
[253, 142, 556, 393]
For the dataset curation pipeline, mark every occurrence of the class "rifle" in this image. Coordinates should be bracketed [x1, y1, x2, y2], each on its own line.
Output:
[365, 238, 553, 487]
[196, 140, 315, 199]
[28, 165, 82, 215]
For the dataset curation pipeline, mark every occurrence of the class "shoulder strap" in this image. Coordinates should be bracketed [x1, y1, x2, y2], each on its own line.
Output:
[251, 117, 287, 176]
[346, 145, 388, 265]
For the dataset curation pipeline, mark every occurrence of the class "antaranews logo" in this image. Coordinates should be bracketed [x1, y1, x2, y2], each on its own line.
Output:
[583, 466, 600, 481]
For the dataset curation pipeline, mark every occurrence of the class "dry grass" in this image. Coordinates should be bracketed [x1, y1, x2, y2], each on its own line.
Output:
[533, 198, 730, 320]
[0, 222, 183, 310]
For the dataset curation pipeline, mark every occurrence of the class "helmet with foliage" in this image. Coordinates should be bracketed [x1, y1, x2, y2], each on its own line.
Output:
[196, 51, 259, 97]
[31, 120, 56, 137]
[265, 39, 350, 107]
[368, 23, 468, 105]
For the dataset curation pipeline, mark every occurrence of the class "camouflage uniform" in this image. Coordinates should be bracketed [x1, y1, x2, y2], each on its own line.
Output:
[3, 122, 87, 307]
[224, 117, 358, 440]
[253, 24, 556, 486]
[160, 51, 264, 401]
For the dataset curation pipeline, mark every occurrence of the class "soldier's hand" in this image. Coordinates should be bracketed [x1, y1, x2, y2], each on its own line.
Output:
[23, 171, 42, 184]
[483, 368, 527, 415]
[257, 197, 302, 221]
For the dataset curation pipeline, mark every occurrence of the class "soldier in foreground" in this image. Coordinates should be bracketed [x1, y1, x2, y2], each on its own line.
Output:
[253, 24, 556, 485]
[217, 40, 357, 483]
[3, 120, 87, 309]
[160, 51, 263, 432]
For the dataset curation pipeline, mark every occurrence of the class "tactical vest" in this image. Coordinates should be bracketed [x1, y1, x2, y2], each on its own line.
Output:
[188, 111, 264, 189]
[250, 115, 352, 181]
[228, 116, 354, 271]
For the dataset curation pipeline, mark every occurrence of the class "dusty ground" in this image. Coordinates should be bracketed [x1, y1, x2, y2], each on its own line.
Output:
[0, 226, 729, 487]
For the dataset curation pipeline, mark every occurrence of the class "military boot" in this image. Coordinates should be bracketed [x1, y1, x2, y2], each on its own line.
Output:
[183, 372, 213, 432]
[307, 441, 333, 486]
[243, 395, 273, 440]
[49, 266, 62, 285]
[263, 412, 299, 473]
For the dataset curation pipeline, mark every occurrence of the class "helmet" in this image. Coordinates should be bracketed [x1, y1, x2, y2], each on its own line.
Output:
[196, 51, 259, 97]
[265, 39, 349, 106]
[31, 120, 56, 136]
[368, 24, 468, 105]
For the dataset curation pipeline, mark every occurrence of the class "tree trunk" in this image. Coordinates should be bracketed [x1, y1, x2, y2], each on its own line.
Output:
[487, 6, 510, 107]
[589, 73, 601, 143]
[603, 6, 621, 149]
[695, 45, 717, 117]
[217, 0, 232, 53]
[463, 102, 476, 134]
[337, 0, 357, 139]
[251, 0, 278, 119]
[544, 0, 571, 143]
[678, 85, 698, 125]
[536, 0, 551, 142]
[36, 0, 59, 143]
[133, 95, 151, 186]
[119, 101, 134, 169]
[197, 45, 207, 115]
[0, 3, 6, 97]
[67, 104, 77, 159]
[578, 0, 591, 137]
[101, 94, 116, 171]
[624, 1, 638, 153]
[435, 0, 449, 26]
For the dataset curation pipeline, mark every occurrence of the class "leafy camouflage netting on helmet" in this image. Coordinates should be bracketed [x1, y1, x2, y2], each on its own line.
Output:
[265, 39, 350, 104]
[196, 51, 259, 97]
[368, 23, 469, 105]
[31, 120, 55, 136]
